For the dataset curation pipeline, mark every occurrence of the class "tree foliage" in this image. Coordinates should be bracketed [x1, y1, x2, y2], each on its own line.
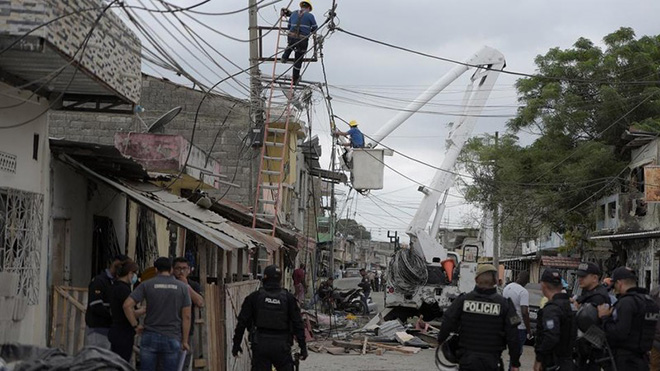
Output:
[459, 28, 660, 247]
[337, 218, 371, 240]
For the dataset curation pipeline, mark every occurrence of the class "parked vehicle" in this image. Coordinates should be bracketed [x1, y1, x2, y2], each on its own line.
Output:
[323, 287, 376, 314]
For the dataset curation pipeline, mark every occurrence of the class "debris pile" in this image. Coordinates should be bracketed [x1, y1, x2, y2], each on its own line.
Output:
[305, 310, 439, 357]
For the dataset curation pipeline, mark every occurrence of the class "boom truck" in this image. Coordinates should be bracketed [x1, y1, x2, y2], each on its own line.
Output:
[343, 46, 505, 319]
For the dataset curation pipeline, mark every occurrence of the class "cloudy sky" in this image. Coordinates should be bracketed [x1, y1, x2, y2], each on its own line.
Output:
[121, 0, 660, 242]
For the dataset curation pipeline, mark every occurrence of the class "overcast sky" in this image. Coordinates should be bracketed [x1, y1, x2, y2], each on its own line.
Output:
[121, 0, 660, 242]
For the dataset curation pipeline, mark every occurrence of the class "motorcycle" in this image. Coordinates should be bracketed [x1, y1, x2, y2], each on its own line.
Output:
[324, 287, 373, 314]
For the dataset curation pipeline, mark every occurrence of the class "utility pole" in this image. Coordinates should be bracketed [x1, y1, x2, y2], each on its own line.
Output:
[492, 131, 500, 274]
[248, 0, 263, 129]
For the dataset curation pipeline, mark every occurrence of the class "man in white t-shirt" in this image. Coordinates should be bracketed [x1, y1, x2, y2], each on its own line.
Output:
[503, 270, 531, 369]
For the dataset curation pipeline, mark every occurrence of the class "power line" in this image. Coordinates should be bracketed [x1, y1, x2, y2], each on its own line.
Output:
[335, 27, 660, 86]
[0, 0, 120, 129]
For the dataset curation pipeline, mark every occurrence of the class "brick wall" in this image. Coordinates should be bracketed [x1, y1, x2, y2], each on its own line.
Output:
[49, 74, 259, 205]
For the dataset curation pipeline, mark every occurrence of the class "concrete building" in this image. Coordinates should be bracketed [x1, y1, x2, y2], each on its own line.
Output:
[590, 132, 660, 290]
[0, 0, 140, 345]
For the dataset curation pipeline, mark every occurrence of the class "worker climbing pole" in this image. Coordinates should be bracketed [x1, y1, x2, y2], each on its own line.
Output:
[251, 1, 324, 236]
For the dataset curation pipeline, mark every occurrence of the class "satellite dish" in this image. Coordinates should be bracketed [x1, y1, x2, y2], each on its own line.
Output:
[147, 106, 182, 133]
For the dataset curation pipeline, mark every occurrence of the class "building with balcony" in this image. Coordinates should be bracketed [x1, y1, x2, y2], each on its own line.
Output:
[590, 132, 660, 291]
[0, 0, 140, 345]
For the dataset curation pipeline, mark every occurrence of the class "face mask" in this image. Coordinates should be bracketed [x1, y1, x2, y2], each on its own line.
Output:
[131, 274, 138, 285]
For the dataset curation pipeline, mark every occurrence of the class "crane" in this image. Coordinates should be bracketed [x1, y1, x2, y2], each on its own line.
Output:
[349, 46, 506, 317]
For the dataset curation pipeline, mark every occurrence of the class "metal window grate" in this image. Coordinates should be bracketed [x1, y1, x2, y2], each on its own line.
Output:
[0, 152, 17, 174]
[0, 188, 43, 305]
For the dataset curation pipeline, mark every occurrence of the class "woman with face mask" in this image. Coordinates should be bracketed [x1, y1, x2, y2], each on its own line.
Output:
[108, 259, 143, 362]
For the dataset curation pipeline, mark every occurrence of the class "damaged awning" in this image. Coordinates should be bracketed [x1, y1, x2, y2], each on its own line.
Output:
[61, 155, 257, 251]
[228, 222, 283, 253]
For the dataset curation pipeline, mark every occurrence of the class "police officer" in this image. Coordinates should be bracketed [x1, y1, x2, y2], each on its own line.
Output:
[437, 264, 521, 371]
[574, 262, 611, 370]
[84, 254, 129, 349]
[232, 265, 308, 371]
[534, 269, 576, 371]
[598, 267, 660, 371]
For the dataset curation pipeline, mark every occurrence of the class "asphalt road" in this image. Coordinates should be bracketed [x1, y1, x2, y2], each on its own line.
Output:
[305, 291, 537, 370]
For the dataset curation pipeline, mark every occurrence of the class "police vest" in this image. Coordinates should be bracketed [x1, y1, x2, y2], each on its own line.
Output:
[457, 291, 511, 354]
[255, 288, 289, 331]
[631, 292, 660, 353]
[543, 299, 576, 359]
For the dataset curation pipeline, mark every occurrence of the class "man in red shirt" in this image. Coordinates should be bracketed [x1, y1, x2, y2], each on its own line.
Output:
[293, 263, 306, 306]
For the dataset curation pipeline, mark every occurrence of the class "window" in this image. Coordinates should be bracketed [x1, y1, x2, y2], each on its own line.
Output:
[631, 167, 645, 193]
[0, 188, 44, 305]
[607, 201, 616, 219]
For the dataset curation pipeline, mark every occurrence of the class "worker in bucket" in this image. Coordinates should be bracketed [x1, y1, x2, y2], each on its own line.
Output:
[334, 120, 365, 148]
[281, 1, 317, 85]
[334, 120, 365, 168]
[437, 263, 522, 371]
[232, 265, 308, 370]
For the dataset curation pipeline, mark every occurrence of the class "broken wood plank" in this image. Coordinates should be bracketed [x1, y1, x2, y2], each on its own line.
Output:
[370, 343, 419, 354]
[331, 340, 376, 351]
[325, 347, 350, 355]
[361, 336, 368, 355]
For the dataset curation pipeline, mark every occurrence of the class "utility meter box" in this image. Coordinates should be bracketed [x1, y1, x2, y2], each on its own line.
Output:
[351, 148, 393, 190]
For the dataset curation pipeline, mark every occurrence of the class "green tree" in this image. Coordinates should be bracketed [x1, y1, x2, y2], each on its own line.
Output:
[460, 28, 660, 248]
[336, 218, 371, 240]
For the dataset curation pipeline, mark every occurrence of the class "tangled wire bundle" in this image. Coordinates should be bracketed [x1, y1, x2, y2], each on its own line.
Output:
[387, 247, 428, 295]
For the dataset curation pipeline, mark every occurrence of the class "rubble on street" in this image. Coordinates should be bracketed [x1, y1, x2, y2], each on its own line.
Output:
[303, 309, 436, 358]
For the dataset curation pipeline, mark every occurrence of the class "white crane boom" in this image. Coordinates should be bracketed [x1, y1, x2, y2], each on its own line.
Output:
[378, 46, 506, 313]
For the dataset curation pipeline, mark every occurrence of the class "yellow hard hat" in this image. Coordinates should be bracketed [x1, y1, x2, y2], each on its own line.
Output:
[300, 0, 312, 10]
[349, 120, 358, 127]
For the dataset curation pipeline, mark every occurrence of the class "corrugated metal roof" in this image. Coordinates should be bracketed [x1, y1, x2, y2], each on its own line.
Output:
[228, 221, 283, 253]
[61, 154, 256, 251]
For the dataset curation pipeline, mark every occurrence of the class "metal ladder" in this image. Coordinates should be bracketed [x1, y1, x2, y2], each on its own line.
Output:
[251, 13, 297, 236]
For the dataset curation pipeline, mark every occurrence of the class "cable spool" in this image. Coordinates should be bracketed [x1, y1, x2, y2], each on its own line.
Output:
[387, 247, 428, 295]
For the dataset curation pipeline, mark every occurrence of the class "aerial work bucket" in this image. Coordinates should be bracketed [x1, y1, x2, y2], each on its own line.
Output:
[441, 259, 455, 282]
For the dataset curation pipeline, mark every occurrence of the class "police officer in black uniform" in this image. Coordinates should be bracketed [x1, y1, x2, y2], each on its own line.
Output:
[534, 269, 576, 371]
[84, 254, 129, 348]
[598, 267, 660, 371]
[437, 264, 522, 371]
[232, 265, 308, 371]
[574, 262, 611, 370]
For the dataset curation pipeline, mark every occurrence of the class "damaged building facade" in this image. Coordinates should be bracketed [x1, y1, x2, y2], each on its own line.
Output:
[0, 0, 141, 344]
[590, 132, 660, 291]
[0, 1, 327, 364]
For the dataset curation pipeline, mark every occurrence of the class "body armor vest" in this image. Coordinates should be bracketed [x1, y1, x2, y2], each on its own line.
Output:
[255, 288, 289, 331]
[458, 291, 509, 354]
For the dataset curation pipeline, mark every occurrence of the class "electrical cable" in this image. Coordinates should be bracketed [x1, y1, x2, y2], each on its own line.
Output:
[335, 27, 660, 86]
[0, 0, 119, 129]
[387, 247, 428, 295]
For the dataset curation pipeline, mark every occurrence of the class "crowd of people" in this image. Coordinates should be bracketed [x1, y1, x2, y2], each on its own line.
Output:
[84, 255, 204, 370]
[437, 262, 660, 371]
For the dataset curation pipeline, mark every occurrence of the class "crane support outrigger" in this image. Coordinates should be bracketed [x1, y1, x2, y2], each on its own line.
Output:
[357, 46, 506, 317]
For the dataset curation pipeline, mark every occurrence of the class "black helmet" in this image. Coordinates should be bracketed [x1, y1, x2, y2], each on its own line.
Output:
[435, 334, 459, 370]
[263, 265, 282, 281]
[576, 303, 599, 333]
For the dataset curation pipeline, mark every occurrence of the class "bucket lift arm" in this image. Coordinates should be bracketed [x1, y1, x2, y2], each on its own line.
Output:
[368, 46, 506, 262]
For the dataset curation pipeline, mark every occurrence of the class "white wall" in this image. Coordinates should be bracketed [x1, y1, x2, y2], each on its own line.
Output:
[0, 86, 51, 346]
[50, 160, 127, 287]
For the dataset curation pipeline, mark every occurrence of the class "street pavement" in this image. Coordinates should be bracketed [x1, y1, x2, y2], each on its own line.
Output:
[304, 290, 536, 370]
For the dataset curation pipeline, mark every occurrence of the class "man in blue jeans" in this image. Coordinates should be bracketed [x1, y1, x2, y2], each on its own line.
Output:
[124, 257, 191, 371]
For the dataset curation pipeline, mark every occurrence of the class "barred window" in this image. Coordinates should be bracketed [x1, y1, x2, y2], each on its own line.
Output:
[0, 188, 44, 305]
